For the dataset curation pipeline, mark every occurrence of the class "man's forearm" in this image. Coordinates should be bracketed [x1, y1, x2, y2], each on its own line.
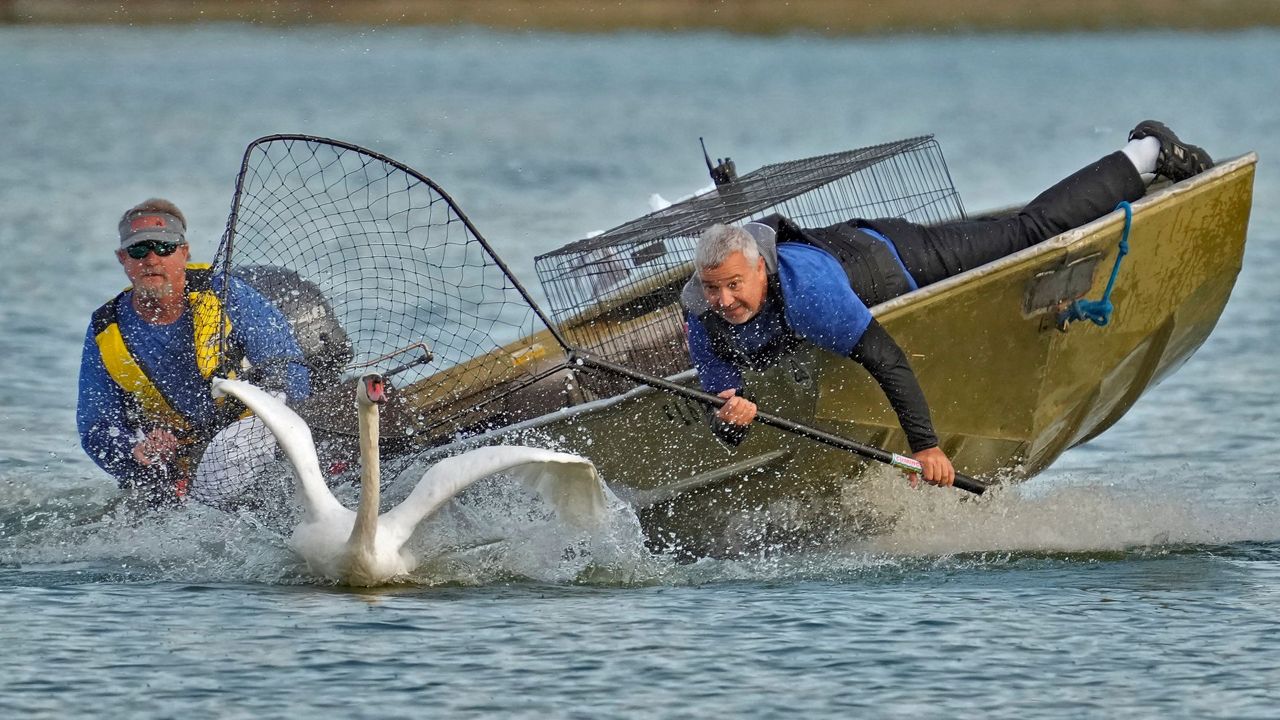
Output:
[848, 320, 939, 452]
[82, 425, 147, 487]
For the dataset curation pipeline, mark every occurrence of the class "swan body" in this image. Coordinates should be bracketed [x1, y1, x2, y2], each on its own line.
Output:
[211, 375, 610, 586]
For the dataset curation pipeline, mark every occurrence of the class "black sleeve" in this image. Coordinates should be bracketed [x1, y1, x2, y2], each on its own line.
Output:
[848, 319, 939, 452]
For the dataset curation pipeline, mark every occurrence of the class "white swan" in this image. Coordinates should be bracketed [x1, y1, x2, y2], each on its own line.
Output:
[211, 374, 610, 586]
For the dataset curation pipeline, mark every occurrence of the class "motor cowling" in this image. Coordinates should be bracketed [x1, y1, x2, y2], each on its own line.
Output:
[234, 265, 354, 389]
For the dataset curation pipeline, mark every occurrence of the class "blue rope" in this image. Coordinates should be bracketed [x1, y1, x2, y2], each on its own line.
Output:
[1060, 200, 1132, 328]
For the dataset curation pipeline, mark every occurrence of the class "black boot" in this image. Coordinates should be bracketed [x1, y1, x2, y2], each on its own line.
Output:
[1129, 120, 1214, 182]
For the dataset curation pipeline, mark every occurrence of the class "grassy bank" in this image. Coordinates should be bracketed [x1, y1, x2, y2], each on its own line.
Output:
[4, 0, 1280, 33]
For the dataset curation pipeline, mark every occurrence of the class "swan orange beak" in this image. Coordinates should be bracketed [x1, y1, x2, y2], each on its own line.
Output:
[362, 374, 388, 404]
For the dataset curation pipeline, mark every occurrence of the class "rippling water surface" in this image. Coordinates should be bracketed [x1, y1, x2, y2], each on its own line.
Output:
[2, 25, 1279, 718]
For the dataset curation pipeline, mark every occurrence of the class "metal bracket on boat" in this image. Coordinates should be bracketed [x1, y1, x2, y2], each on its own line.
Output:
[1025, 252, 1105, 321]
[1057, 201, 1134, 330]
[347, 341, 435, 379]
[786, 358, 814, 387]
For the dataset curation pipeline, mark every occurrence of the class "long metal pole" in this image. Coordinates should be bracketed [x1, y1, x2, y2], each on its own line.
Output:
[577, 354, 986, 495]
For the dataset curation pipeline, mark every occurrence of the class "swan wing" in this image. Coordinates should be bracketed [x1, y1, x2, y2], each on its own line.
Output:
[211, 377, 345, 519]
[379, 445, 609, 549]
[495, 448, 611, 529]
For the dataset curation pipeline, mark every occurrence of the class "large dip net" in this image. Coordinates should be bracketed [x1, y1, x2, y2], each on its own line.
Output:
[194, 135, 567, 507]
[191, 133, 964, 508]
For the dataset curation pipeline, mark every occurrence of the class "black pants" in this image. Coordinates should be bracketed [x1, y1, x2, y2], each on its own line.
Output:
[868, 151, 1148, 287]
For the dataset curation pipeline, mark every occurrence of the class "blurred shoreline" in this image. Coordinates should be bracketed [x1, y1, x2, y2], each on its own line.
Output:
[5, 0, 1280, 33]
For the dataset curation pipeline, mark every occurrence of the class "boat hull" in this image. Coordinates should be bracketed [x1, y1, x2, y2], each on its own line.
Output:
[392, 155, 1256, 556]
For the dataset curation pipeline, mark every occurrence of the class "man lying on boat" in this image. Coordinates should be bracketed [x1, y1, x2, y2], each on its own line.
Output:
[77, 198, 311, 508]
[681, 120, 1212, 488]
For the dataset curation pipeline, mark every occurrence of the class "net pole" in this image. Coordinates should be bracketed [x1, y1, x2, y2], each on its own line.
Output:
[575, 355, 986, 495]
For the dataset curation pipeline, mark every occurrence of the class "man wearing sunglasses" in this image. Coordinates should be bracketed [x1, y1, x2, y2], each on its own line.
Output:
[77, 198, 310, 509]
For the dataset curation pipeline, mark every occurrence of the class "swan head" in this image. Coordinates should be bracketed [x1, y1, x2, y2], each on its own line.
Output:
[356, 373, 387, 408]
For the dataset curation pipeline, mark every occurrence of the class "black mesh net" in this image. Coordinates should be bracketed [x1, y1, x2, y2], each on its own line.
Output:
[193, 135, 571, 508]
[533, 135, 965, 396]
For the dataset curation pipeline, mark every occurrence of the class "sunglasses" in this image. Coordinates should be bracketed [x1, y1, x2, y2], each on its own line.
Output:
[124, 240, 183, 260]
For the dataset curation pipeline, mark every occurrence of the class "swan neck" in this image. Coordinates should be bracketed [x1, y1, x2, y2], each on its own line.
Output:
[350, 400, 380, 550]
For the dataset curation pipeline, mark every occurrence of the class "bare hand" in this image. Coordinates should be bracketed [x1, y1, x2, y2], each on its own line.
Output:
[132, 429, 180, 466]
[716, 388, 758, 427]
[908, 446, 955, 488]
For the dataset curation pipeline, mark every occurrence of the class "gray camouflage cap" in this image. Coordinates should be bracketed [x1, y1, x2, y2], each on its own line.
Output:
[118, 211, 186, 248]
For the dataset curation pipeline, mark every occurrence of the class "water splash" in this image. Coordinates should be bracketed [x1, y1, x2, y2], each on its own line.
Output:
[390, 472, 657, 586]
[624, 465, 1280, 584]
[1, 494, 303, 585]
[6, 460, 1278, 589]
[846, 465, 1280, 556]
[0, 466, 657, 588]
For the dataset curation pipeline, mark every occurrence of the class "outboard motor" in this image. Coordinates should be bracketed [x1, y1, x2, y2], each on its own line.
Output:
[234, 265, 353, 389]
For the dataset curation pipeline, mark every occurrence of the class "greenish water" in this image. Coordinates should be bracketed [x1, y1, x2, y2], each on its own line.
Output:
[2, 25, 1279, 718]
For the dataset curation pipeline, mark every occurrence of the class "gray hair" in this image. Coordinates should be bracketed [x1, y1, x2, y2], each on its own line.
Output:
[120, 198, 187, 231]
[694, 223, 760, 271]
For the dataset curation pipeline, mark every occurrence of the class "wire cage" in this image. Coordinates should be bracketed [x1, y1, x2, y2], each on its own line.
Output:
[533, 135, 967, 395]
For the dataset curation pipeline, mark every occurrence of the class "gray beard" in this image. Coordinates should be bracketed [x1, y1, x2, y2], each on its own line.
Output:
[133, 281, 178, 304]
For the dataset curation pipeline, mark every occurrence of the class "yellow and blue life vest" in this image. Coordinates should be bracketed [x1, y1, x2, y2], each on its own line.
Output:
[90, 264, 242, 436]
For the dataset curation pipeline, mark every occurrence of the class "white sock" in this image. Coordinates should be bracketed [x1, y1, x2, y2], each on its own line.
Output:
[1122, 136, 1160, 175]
